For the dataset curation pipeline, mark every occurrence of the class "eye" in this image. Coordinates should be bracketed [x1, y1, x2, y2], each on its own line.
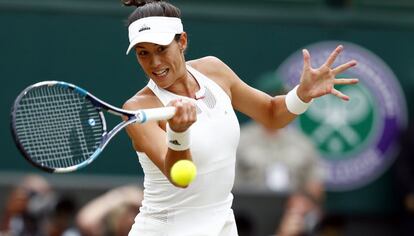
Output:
[137, 50, 148, 57]
[157, 46, 166, 53]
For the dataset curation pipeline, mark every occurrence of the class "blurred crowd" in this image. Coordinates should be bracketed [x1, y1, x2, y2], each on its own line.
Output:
[0, 175, 142, 236]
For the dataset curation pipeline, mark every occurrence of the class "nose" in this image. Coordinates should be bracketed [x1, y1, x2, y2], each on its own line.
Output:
[150, 54, 162, 68]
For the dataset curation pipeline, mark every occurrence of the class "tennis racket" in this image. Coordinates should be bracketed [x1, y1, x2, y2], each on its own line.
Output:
[11, 81, 176, 173]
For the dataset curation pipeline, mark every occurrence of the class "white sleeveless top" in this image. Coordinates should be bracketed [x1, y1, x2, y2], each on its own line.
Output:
[132, 65, 240, 235]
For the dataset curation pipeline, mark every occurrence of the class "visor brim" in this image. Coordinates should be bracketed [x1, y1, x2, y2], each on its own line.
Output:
[126, 33, 176, 55]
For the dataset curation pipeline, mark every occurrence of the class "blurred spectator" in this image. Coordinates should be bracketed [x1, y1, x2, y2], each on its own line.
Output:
[0, 174, 53, 235]
[0, 174, 78, 236]
[234, 210, 255, 236]
[76, 185, 143, 236]
[394, 121, 414, 236]
[235, 71, 325, 236]
[43, 194, 78, 236]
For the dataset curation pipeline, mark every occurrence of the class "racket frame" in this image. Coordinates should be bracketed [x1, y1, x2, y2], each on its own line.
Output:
[11, 81, 175, 173]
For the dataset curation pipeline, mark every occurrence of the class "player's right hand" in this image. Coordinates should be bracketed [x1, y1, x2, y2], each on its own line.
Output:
[167, 99, 197, 132]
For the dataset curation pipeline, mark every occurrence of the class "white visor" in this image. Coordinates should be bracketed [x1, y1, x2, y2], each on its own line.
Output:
[126, 16, 183, 55]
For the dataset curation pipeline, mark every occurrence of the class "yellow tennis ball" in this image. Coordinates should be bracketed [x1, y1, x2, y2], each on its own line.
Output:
[170, 160, 197, 187]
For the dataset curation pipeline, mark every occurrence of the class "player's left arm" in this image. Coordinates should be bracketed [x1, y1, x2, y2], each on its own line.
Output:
[228, 67, 296, 130]
[204, 45, 358, 130]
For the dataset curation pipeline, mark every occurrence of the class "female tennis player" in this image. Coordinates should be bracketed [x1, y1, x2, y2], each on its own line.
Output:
[121, 0, 358, 235]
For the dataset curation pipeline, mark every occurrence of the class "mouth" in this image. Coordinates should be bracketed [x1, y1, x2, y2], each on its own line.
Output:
[152, 68, 169, 78]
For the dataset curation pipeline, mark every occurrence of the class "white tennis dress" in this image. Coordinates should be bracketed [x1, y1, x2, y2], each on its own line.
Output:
[128, 65, 240, 236]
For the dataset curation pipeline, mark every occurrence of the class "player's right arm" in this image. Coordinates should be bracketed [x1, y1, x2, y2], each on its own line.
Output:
[122, 91, 196, 188]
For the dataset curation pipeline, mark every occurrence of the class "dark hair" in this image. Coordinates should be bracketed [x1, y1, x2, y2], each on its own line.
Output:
[122, 0, 181, 26]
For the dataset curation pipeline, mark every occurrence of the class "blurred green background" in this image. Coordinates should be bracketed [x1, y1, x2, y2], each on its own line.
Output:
[1, 0, 414, 235]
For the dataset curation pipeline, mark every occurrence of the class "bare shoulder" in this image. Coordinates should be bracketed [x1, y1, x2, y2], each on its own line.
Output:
[187, 56, 232, 78]
[122, 87, 163, 111]
[187, 56, 239, 97]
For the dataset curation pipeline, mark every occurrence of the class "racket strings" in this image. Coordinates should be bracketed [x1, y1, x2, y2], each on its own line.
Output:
[14, 85, 103, 168]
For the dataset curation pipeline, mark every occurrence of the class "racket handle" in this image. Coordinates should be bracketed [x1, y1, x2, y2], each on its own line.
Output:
[136, 106, 176, 123]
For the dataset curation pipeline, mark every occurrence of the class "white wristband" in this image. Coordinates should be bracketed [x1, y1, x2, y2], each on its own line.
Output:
[166, 123, 191, 151]
[285, 85, 313, 115]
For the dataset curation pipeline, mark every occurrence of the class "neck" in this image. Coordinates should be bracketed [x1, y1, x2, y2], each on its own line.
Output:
[167, 68, 199, 99]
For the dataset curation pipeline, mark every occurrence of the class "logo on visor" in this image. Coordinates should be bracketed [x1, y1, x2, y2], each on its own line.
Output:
[139, 24, 151, 32]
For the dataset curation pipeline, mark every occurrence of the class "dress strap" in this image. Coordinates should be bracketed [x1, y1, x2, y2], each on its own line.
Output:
[146, 79, 171, 106]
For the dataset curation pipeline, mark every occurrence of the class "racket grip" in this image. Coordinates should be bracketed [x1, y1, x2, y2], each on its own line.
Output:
[136, 106, 176, 123]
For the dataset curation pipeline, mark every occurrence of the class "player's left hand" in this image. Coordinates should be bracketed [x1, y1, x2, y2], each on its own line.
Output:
[296, 45, 359, 102]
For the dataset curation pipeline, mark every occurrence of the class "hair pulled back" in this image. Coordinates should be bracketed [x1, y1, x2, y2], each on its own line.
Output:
[122, 0, 181, 26]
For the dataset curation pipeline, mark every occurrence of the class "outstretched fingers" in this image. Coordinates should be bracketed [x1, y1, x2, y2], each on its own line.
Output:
[333, 60, 357, 75]
[334, 78, 359, 85]
[302, 49, 311, 71]
[324, 45, 343, 68]
[331, 88, 350, 101]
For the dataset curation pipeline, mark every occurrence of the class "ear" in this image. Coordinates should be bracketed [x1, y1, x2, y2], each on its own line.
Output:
[178, 32, 188, 51]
